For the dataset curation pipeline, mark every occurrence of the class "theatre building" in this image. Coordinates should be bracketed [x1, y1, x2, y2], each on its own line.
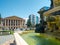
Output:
[43, 0, 60, 31]
[2, 16, 25, 30]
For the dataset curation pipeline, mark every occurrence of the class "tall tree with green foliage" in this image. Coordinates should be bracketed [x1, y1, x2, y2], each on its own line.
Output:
[50, 0, 54, 9]
[27, 19, 32, 28]
[38, 7, 48, 25]
[37, 7, 49, 33]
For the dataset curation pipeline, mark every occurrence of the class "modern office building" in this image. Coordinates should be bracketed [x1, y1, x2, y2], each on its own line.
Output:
[0, 16, 25, 30]
[29, 14, 35, 25]
[36, 16, 40, 24]
[29, 14, 39, 26]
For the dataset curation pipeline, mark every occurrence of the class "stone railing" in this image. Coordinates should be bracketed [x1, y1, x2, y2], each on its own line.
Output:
[14, 33, 28, 45]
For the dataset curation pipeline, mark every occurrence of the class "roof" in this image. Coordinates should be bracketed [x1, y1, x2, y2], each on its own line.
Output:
[43, 6, 60, 16]
[3, 16, 25, 21]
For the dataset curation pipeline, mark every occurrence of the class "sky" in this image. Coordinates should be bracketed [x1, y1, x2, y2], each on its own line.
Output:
[0, 0, 50, 18]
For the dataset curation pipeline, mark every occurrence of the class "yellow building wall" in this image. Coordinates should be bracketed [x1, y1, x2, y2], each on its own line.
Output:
[53, 0, 60, 7]
[46, 15, 60, 31]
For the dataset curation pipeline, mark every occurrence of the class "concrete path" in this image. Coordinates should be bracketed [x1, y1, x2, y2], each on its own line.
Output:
[0, 30, 28, 45]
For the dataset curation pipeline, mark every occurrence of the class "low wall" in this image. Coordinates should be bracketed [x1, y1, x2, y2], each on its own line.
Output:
[14, 33, 28, 45]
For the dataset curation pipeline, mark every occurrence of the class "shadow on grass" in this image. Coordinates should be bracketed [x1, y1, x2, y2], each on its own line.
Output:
[30, 34, 60, 45]
[21, 33, 60, 45]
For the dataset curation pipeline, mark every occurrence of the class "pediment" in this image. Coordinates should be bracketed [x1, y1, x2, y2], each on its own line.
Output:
[4, 16, 24, 20]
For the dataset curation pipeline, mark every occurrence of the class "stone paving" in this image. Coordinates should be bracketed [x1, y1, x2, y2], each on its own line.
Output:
[0, 35, 14, 45]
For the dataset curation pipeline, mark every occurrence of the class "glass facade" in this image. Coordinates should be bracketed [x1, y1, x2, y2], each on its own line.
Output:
[29, 15, 39, 25]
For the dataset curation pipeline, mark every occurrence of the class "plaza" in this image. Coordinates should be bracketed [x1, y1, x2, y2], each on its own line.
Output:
[0, 0, 60, 45]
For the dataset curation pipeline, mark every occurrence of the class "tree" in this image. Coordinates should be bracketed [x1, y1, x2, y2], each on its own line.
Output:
[27, 19, 32, 28]
[50, 0, 54, 9]
[35, 24, 40, 33]
[36, 7, 49, 33]
[38, 7, 49, 25]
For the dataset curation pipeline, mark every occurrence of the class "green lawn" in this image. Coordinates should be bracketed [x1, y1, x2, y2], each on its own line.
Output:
[0, 30, 14, 35]
[21, 32, 60, 45]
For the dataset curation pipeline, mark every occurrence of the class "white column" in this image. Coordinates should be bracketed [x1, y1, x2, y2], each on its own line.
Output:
[8, 20, 9, 26]
[8, 20, 9, 30]
[13, 20, 14, 26]
[20, 20, 21, 27]
[15, 20, 16, 26]
[17, 20, 18, 26]
[5, 19, 6, 27]
[20, 20, 22, 28]
[21, 21, 23, 27]
[10, 20, 11, 27]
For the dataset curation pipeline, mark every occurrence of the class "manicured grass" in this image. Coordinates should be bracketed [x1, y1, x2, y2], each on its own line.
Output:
[9, 30, 14, 34]
[0, 30, 14, 35]
[21, 32, 60, 45]
[22, 30, 34, 34]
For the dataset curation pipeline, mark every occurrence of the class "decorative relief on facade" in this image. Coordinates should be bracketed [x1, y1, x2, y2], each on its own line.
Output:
[53, 0, 60, 7]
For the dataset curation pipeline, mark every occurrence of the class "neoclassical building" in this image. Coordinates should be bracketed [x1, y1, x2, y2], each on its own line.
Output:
[43, 0, 60, 31]
[1, 16, 25, 30]
[0, 18, 3, 30]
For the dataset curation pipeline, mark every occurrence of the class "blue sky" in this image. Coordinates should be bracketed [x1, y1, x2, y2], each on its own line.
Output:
[0, 0, 50, 18]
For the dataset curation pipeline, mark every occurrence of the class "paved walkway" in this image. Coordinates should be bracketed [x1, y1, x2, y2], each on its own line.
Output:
[0, 31, 28, 45]
[0, 35, 14, 45]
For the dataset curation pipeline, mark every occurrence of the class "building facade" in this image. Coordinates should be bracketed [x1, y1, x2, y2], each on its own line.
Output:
[29, 14, 39, 25]
[43, 0, 60, 31]
[1, 16, 25, 30]
[0, 18, 3, 30]
[36, 16, 40, 24]
[53, 0, 60, 7]
[29, 14, 35, 25]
